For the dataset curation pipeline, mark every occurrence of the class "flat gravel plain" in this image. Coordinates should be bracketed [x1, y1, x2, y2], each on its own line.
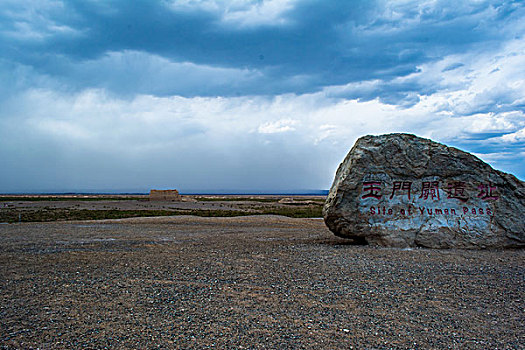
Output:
[1, 215, 523, 349]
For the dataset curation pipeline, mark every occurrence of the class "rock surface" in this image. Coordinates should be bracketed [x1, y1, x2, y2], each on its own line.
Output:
[323, 133, 525, 248]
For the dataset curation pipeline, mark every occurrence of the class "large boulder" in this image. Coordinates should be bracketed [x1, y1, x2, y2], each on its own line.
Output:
[323, 134, 525, 248]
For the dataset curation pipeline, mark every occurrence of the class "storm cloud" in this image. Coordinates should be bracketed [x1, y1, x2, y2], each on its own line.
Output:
[0, 0, 523, 192]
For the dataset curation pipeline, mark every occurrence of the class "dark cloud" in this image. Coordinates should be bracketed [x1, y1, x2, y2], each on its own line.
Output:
[1, 0, 522, 99]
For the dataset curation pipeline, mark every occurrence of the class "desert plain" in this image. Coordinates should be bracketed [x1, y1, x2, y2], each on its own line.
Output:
[0, 195, 523, 349]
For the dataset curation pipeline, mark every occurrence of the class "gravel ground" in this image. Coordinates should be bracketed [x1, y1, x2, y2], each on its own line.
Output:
[0, 215, 523, 349]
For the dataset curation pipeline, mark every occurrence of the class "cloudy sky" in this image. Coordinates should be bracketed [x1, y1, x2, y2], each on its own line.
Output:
[1, 0, 524, 193]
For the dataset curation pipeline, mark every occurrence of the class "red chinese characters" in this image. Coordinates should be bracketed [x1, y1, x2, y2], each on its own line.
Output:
[445, 181, 469, 202]
[361, 181, 382, 199]
[361, 178, 501, 203]
[390, 181, 412, 199]
[420, 181, 440, 200]
[477, 183, 499, 200]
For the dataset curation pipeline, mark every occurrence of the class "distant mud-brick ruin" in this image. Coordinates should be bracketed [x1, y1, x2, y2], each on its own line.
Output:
[149, 189, 182, 201]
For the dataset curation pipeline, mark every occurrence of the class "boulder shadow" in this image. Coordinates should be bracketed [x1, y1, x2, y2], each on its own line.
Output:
[314, 236, 368, 246]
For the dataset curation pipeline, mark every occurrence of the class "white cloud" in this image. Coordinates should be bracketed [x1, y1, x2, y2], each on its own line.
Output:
[326, 37, 525, 113]
[1, 76, 524, 193]
[0, 0, 82, 41]
[362, 0, 514, 34]
[500, 128, 525, 142]
[221, 0, 297, 27]
[164, 0, 298, 27]
[258, 119, 298, 133]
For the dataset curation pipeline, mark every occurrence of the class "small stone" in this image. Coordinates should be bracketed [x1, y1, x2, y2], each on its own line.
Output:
[323, 133, 525, 248]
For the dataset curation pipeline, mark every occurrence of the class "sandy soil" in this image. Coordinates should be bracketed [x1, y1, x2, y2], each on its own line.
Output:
[1, 215, 523, 349]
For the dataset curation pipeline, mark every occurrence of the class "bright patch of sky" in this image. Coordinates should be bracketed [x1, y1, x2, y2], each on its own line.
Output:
[0, 0, 523, 193]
